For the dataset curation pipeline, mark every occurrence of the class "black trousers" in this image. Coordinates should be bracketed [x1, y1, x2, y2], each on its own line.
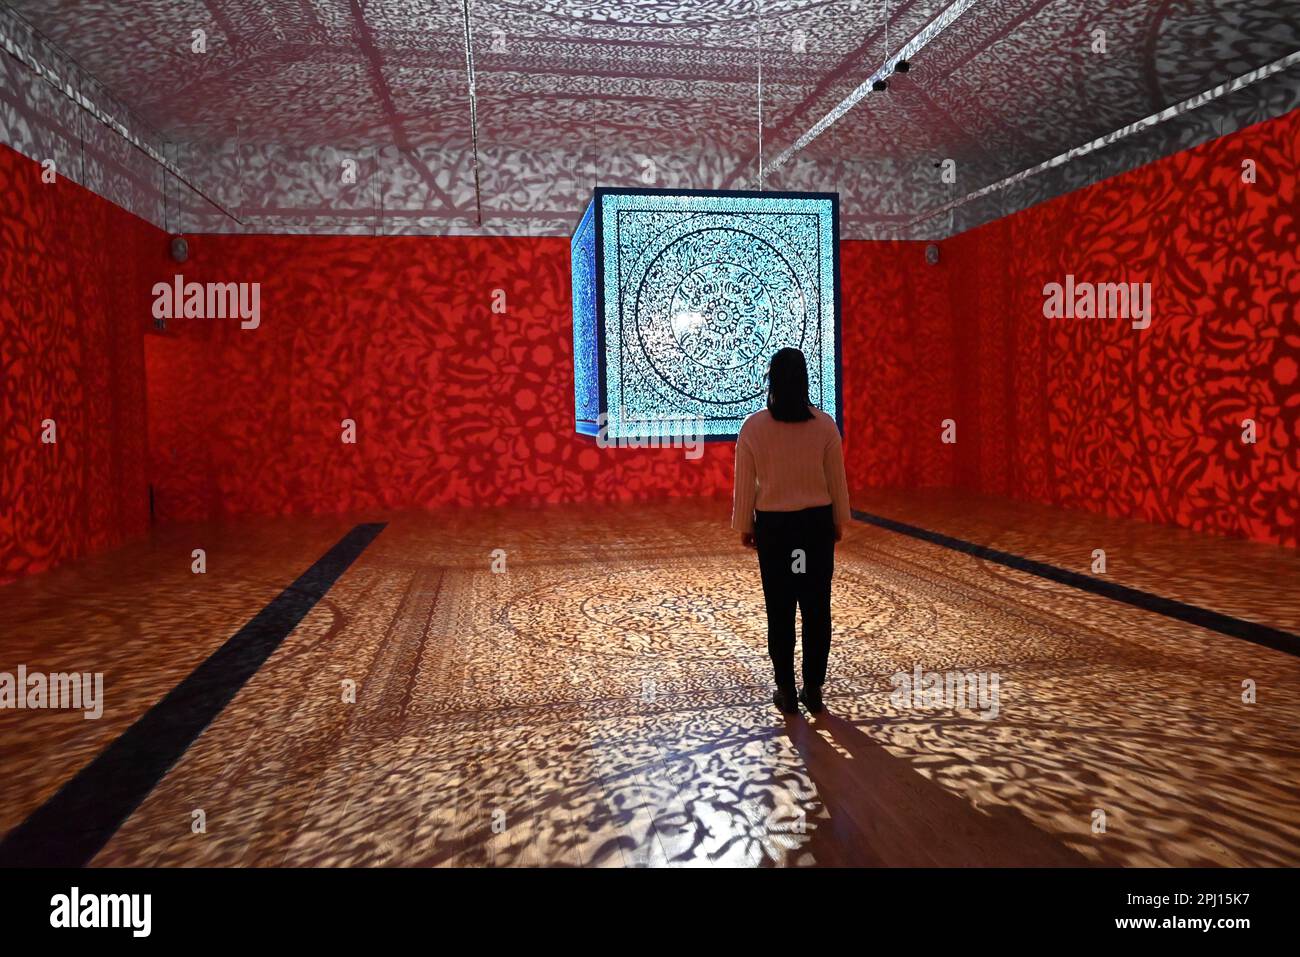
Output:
[754, 505, 835, 691]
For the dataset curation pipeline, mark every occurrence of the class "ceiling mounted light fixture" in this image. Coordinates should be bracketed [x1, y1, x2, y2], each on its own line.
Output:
[878, 0, 891, 89]
[758, 0, 977, 183]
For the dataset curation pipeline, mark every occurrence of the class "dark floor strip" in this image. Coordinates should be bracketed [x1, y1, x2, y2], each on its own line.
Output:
[851, 508, 1298, 658]
[0, 522, 387, 868]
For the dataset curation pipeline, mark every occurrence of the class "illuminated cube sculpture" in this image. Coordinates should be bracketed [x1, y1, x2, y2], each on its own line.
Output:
[571, 188, 841, 441]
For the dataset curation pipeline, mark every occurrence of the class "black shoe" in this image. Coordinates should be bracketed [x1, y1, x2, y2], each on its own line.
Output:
[773, 687, 799, 714]
[799, 685, 824, 713]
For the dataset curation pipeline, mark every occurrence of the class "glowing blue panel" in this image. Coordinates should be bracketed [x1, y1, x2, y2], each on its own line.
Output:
[571, 188, 840, 441]
[571, 199, 600, 435]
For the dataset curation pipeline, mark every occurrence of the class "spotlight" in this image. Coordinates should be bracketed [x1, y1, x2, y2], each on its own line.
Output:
[872, 78, 889, 92]
[894, 59, 911, 74]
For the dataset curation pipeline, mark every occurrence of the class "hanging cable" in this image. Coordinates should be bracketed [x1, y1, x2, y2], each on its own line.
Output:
[873, 1, 890, 92]
[0, 8, 243, 224]
[756, 0, 764, 190]
[461, 0, 483, 226]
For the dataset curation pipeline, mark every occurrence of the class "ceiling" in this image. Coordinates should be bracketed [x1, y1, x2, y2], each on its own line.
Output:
[3, 0, 1298, 236]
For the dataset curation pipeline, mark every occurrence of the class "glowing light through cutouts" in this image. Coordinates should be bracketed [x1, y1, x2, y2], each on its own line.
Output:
[571, 188, 841, 441]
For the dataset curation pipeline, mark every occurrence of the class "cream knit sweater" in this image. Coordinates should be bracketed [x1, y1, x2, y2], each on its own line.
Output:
[731, 408, 851, 534]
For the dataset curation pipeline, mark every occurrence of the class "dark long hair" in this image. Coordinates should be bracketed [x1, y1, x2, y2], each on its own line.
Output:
[766, 348, 815, 422]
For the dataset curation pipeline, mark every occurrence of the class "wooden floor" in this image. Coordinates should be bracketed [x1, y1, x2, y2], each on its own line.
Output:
[1, 496, 1298, 867]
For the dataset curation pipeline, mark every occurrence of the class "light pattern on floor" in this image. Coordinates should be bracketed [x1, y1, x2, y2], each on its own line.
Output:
[2, 501, 1297, 866]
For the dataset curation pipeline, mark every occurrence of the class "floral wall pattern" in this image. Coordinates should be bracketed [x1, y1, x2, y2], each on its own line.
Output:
[142, 233, 738, 524]
[142, 229, 935, 526]
[0, 142, 157, 584]
[2, 106, 1295, 586]
[901, 108, 1300, 547]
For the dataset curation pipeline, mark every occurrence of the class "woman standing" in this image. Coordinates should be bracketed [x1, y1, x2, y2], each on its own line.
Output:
[732, 348, 850, 715]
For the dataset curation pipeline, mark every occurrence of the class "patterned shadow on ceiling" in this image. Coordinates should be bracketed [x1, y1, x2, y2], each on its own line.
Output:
[1, 0, 1297, 237]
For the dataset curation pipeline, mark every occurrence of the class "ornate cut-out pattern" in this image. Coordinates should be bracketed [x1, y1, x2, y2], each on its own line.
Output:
[585, 191, 838, 439]
[2, 108, 1296, 586]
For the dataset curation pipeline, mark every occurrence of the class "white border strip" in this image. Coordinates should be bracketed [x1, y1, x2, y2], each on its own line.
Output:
[759, 0, 980, 181]
[895, 48, 1300, 232]
[0, 8, 241, 224]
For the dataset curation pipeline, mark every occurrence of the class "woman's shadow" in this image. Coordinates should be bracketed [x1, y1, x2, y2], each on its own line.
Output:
[782, 705, 1092, 867]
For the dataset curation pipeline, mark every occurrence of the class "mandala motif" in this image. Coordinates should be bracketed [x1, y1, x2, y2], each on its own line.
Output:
[668, 260, 775, 371]
[498, 557, 918, 664]
[576, 190, 839, 439]
[507, 567, 760, 660]
[631, 219, 811, 405]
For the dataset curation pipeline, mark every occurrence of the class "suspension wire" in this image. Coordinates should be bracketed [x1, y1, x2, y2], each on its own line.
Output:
[461, 0, 483, 226]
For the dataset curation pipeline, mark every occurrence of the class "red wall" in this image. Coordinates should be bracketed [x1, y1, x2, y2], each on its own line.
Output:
[3, 106, 1295, 584]
[0, 143, 158, 584]
[936, 108, 1300, 547]
[147, 99, 1299, 548]
[144, 233, 934, 525]
[144, 234, 736, 522]
[839, 240, 957, 491]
